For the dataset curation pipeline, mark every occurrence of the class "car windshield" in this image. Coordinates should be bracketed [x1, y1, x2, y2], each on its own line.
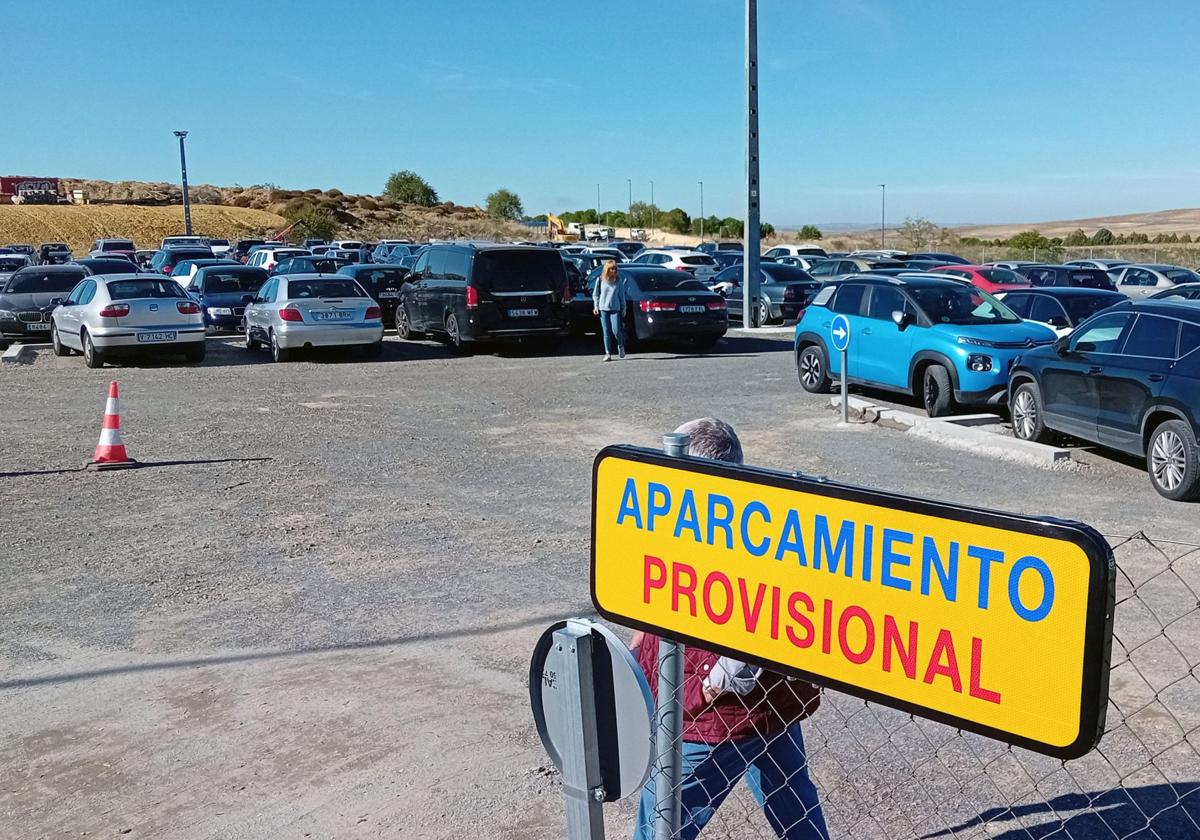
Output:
[106, 279, 186, 300]
[631, 272, 710, 292]
[977, 268, 1028, 285]
[287, 279, 365, 298]
[1064, 295, 1121, 323]
[0, 258, 28, 272]
[910, 284, 1020, 324]
[202, 270, 266, 293]
[762, 265, 815, 283]
[1165, 268, 1200, 284]
[353, 268, 406, 290]
[680, 255, 717, 266]
[4, 270, 83, 294]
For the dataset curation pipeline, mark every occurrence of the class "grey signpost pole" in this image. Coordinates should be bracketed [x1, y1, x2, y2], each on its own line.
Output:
[743, 0, 761, 329]
[554, 620, 606, 840]
[832, 313, 851, 424]
[652, 431, 689, 840]
[174, 130, 193, 236]
[841, 347, 848, 424]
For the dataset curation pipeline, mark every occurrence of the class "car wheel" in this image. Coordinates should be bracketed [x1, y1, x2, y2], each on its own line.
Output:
[797, 345, 831, 393]
[444, 313, 470, 355]
[395, 305, 422, 340]
[922, 364, 954, 417]
[362, 339, 383, 358]
[1147, 420, 1200, 501]
[270, 330, 290, 363]
[83, 330, 105, 368]
[184, 343, 206, 364]
[1010, 382, 1051, 443]
[245, 322, 261, 351]
[758, 298, 774, 326]
[51, 323, 70, 356]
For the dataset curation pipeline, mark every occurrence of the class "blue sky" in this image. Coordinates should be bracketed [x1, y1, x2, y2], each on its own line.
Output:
[6, 0, 1199, 226]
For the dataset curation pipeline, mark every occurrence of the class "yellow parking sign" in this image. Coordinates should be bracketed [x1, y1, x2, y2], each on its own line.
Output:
[591, 446, 1114, 759]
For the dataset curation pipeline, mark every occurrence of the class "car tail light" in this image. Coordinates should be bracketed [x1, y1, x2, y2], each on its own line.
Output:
[466, 285, 479, 309]
[162, 267, 173, 275]
[707, 300, 727, 310]
[97, 303, 130, 318]
[176, 301, 201, 315]
[278, 307, 303, 322]
[640, 300, 677, 312]
[365, 306, 381, 320]
[674, 265, 695, 272]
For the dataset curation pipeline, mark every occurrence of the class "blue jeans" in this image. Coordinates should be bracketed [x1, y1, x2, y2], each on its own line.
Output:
[599, 309, 624, 355]
[633, 724, 828, 840]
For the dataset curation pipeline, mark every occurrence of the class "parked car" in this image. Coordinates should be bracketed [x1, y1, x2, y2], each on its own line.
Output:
[793, 274, 1057, 416]
[246, 247, 308, 272]
[208, 238, 231, 257]
[385, 244, 425, 265]
[0, 254, 33, 275]
[697, 241, 744, 255]
[1112, 264, 1200, 299]
[584, 246, 628, 262]
[711, 252, 744, 271]
[302, 238, 328, 250]
[181, 264, 269, 333]
[909, 252, 970, 265]
[170, 258, 240, 289]
[630, 249, 719, 283]
[89, 238, 138, 261]
[134, 249, 157, 270]
[272, 255, 344, 275]
[231, 239, 267, 263]
[1017, 264, 1117, 290]
[764, 245, 827, 259]
[76, 258, 152, 277]
[243, 273, 383, 362]
[987, 261, 1042, 272]
[929, 265, 1032, 294]
[50, 274, 205, 367]
[1064, 258, 1131, 273]
[584, 264, 727, 349]
[995, 287, 1125, 336]
[609, 241, 646, 260]
[775, 255, 825, 271]
[807, 256, 906, 281]
[161, 236, 208, 249]
[710, 263, 820, 324]
[0, 265, 88, 344]
[564, 253, 614, 280]
[1148, 283, 1200, 303]
[394, 244, 569, 352]
[37, 243, 73, 265]
[1009, 300, 1200, 500]
[330, 239, 365, 252]
[149, 246, 216, 275]
[337, 264, 410, 326]
[6, 244, 35, 259]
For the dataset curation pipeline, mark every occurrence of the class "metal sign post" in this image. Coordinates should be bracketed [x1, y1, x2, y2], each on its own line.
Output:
[553, 622, 606, 840]
[831, 313, 851, 424]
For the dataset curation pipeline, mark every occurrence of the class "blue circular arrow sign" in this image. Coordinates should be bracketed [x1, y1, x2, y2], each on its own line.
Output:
[830, 313, 851, 352]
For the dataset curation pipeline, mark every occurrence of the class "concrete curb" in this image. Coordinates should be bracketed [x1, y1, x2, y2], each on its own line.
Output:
[828, 396, 1072, 467]
[727, 326, 794, 336]
[1, 343, 51, 365]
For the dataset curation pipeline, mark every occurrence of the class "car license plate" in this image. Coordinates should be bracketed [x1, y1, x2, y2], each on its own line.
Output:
[137, 331, 176, 343]
[26, 322, 50, 331]
[509, 308, 539, 317]
[208, 307, 232, 316]
[314, 310, 352, 321]
[378, 290, 399, 299]
[678, 305, 705, 314]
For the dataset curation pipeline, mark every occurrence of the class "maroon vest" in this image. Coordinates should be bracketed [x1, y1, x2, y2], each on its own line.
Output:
[635, 634, 820, 745]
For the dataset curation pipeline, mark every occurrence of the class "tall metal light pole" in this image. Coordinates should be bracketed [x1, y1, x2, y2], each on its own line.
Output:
[596, 183, 601, 226]
[879, 184, 886, 248]
[743, 0, 761, 329]
[650, 180, 655, 239]
[628, 178, 633, 239]
[174, 131, 193, 236]
[698, 180, 705, 241]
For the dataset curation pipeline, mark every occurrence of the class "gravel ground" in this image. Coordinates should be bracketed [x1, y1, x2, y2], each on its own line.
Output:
[0, 332, 1196, 839]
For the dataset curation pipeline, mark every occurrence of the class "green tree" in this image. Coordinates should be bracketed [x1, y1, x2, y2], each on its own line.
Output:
[797, 224, 823, 241]
[384, 170, 438, 206]
[1181, 233, 1193, 243]
[760, 222, 776, 238]
[1090, 227, 1115, 246]
[1128, 232, 1150, 244]
[284, 205, 338, 242]
[485, 188, 523, 221]
[1006, 230, 1051, 250]
[899, 217, 941, 250]
[1063, 228, 1089, 246]
[628, 201, 659, 228]
[658, 207, 691, 234]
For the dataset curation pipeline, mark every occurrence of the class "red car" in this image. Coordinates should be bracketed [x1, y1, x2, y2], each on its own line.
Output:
[930, 264, 1031, 294]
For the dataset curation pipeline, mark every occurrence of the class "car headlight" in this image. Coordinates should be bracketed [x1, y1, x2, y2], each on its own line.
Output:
[957, 336, 996, 348]
[0, 309, 16, 321]
[967, 353, 994, 372]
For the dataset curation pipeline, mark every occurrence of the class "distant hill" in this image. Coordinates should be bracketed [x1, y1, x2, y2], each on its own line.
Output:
[955, 208, 1200, 240]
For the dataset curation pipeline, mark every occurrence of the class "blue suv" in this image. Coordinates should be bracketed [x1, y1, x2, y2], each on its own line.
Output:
[794, 274, 1057, 415]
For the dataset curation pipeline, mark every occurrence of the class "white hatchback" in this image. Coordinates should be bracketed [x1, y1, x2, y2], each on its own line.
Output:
[630, 249, 719, 282]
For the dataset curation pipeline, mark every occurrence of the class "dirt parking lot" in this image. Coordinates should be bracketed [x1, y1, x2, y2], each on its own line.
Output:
[1, 331, 1196, 839]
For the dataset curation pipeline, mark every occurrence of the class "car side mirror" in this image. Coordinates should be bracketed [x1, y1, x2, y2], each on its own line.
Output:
[891, 310, 912, 330]
[1075, 341, 1096, 353]
[50, 297, 65, 307]
[1053, 335, 1071, 355]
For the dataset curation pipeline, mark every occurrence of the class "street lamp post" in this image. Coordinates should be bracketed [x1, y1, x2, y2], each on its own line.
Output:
[743, 0, 761, 329]
[628, 178, 633, 239]
[596, 184, 601, 233]
[879, 184, 886, 249]
[698, 180, 705, 241]
[650, 180, 655, 239]
[174, 130, 193, 236]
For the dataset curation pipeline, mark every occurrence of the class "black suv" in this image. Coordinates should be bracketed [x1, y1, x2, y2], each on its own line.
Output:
[395, 244, 569, 352]
[1021, 264, 1115, 290]
[1009, 300, 1200, 500]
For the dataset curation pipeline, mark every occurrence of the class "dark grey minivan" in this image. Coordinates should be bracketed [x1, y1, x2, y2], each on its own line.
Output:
[395, 244, 570, 351]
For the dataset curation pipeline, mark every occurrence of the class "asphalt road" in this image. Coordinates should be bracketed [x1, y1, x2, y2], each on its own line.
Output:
[1, 331, 1196, 839]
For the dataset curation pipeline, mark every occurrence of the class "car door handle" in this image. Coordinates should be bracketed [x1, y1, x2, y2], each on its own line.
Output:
[1148, 374, 1165, 382]
[861, 328, 873, 335]
[1087, 366, 1103, 375]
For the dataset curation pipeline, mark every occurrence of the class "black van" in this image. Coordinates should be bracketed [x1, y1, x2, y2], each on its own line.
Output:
[395, 244, 569, 351]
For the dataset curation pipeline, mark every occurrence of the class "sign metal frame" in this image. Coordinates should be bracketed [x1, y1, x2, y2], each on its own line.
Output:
[589, 445, 1115, 760]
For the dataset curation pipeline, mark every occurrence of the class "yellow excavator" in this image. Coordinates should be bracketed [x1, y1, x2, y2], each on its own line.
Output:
[547, 212, 579, 242]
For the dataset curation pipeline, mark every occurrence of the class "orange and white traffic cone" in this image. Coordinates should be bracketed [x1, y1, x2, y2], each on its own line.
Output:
[87, 380, 137, 470]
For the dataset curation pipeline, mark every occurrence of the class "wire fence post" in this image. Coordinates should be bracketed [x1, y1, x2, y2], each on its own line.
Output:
[652, 431, 690, 840]
[553, 621, 606, 840]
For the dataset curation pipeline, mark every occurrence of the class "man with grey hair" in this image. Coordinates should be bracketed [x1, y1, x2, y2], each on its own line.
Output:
[631, 418, 828, 840]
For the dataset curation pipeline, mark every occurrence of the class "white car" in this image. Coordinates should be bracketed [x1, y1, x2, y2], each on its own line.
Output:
[331, 240, 365, 252]
[764, 244, 827, 259]
[247, 247, 309, 272]
[630, 249, 719, 282]
[1112, 264, 1200, 299]
[584, 246, 628, 262]
[243, 273, 384, 362]
[50, 273, 205, 367]
[774, 255, 826, 271]
[161, 235, 209, 249]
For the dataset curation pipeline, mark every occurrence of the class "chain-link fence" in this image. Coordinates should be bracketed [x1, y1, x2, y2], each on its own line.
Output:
[628, 531, 1199, 840]
[941, 245, 1200, 270]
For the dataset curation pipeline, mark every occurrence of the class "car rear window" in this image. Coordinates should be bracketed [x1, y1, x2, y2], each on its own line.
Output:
[202, 270, 266, 293]
[681, 255, 717, 266]
[1068, 270, 1113, 288]
[762, 265, 815, 283]
[0, 257, 28, 272]
[288, 279, 365, 298]
[101, 241, 135, 251]
[169, 249, 214, 262]
[4, 270, 84, 294]
[472, 249, 563, 292]
[631, 273, 709, 292]
[354, 268, 407, 290]
[1064, 294, 1121, 323]
[1165, 268, 1200, 284]
[106, 279, 186, 300]
[977, 268, 1028, 285]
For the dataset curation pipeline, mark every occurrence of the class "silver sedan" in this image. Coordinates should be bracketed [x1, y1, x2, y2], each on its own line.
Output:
[1112, 264, 1200, 299]
[50, 273, 206, 368]
[243, 273, 384, 362]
